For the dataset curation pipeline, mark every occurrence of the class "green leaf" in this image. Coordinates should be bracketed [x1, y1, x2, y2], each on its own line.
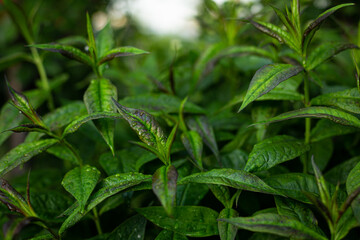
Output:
[84, 78, 118, 153]
[136, 206, 219, 237]
[306, 43, 358, 71]
[95, 23, 114, 59]
[179, 168, 282, 196]
[303, 3, 355, 52]
[62, 112, 122, 137]
[118, 94, 205, 115]
[47, 145, 80, 165]
[61, 165, 100, 212]
[346, 161, 360, 222]
[335, 209, 360, 240]
[155, 230, 188, 240]
[3, 0, 33, 43]
[307, 139, 333, 173]
[275, 197, 320, 233]
[59, 172, 151, 234]
[5, 124, 48, 134]
[244, 135, 310, 173]
[220, 213, 327, 240]
[30, 44, 93, 66]
[98, 47, 149, 65]
[249, 21, 299, 53]
[325, 156, 360, 185]
[0, 139, 58, 177]
[107, 215, 146, 240]
[86, 12, 97, 59]
[0, 178, 31, 216]
[311, 88, 360, 114]
[265, 173, 344, 204]
[181, 131, 203, 170]
[112, 99, 167, 162]
[218, 208, 238, 240]
[187, 116, 220, 163]
[152, 165, 178, 216]
[254, 107, 360, 128]
[311, 119, 358, 142]
[239, 64, 304, 111]
[6, 81, 45, 127]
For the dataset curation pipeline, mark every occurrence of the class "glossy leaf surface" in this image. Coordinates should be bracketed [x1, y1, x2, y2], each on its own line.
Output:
[244, 135, 309, 173]
[239, 64, 304, 111]
[179, 168, 282, 196]
[61, 165, 100, 211]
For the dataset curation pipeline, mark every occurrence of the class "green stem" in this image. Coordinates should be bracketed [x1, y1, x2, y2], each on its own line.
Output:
[303, 72, 311, 173]
[30, 47, 55, 111]
[92, 208, 103, 235]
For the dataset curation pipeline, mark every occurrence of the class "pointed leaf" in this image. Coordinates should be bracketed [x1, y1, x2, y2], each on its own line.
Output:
[95, 23, 114, 59]
[244, 135, 310, 173]
[0, 178, 30, 216]
[181, 131, 203, 170]
[136, 206, 219, 237]
[5, 124, 48, 134]
[254, 107, 360, 128]
[220, 213, 327, 240]
[249, 20, 299, 52]
[218, 208, 238, 240]
[107, 215, 146, 240]
[208, 184, 232, 208]
[30, 44, 93, 66]
[84, 78, 118, 153]
[152, 165, 178, 216]
[303, 3, 355, 50]
[98, 47, 149, 65]
[311, 88, 360, 114]
[239, 64, 304, 111]
[61, 165, 100, 212]
[62, 112, 122, 137]
[6, 81, 44, 127]
[112, 99, 167, 161]
[86, 12, 97, 59]
[179, 168, 283, 196]
[0, 139, 58, 177]
[59, 172, 151, 234]
[306, 43, 358, 71]
[187, 116, 220, 163]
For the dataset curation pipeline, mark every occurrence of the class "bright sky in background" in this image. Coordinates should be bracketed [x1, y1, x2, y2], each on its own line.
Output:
[109, 0, 258, 39]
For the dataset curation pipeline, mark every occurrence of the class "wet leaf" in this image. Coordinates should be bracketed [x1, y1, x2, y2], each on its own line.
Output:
[0, 139, 58, 177]
[239, 64, 304, 111]
[84, 78, 118, 154]
[61, 165, 101, 212]
[181, 131, 203, 170]
[244, 135, 309, 173]
[155, 230, 188, 240]
[179, 168, 283, 196]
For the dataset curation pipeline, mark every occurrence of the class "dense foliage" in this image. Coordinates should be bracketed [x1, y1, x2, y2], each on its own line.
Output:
[1, 0, 360, 239]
